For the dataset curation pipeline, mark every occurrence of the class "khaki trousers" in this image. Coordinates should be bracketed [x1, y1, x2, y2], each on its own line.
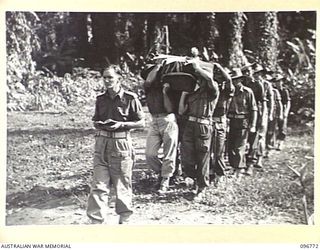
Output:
[86, 134, 134, 222]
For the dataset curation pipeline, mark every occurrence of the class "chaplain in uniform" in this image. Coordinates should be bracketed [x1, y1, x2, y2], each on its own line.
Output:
[86, 65, 145, 224]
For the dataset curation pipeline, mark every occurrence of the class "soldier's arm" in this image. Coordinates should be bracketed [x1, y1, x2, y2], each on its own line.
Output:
[144, 64, 162, 89]
[258, 80, 268, 120]
[125, 96, 145, 129]
[214, 63, 234, 93]
[92, 98, 105, 130]
[178, 91, 189, 115]
[268, 83, 274, 121]
[249, 90, 258, 132]
[277, 92, 284, 120]
[274, 89, 283, 120]
[250, 111, 258, 133]
[100, 116, 145, 131]
[279, 101, 284, 120]
[283, 89, 291, 118]
[162, 83, 174, 113]
[119, 119, 145, 130]
[284, 101, 291, 118]
[193, 64, 220, 100]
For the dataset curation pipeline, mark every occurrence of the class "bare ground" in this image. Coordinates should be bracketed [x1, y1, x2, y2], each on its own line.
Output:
[6, 106, 314, 225]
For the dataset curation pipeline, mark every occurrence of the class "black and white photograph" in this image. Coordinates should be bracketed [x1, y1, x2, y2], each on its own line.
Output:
[5, 11, 315, 228]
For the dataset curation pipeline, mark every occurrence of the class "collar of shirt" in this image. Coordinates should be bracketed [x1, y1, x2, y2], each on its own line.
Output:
[106, 88, 124, 100]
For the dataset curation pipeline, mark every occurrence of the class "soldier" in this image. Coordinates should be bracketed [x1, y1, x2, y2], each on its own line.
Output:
[266, 75, 283, 153]
[252, 64, 274, 170]
[274, 74, 291, 151]
[160, 71, 198, 183]
[241, 63, 265, 176]
[86, 65, 145, 224]
[144, 63, 179, 193]
[210, 65, 233, 185]
[179, 60, 219, 200]
[227, 68, 258, 175]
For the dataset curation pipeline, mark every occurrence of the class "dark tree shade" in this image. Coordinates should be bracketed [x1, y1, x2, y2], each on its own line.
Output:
[205, 13, 219, 56]
[69, 12, 89, 60]
[132, 14, 148, 56]
[91, 13, 119, 65]
[215, 12, 233, 66]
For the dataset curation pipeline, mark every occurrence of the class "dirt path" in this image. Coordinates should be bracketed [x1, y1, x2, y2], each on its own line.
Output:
[6, 109, 314, 225]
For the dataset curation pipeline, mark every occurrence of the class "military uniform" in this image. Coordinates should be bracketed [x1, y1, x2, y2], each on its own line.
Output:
[255, 78, 274, 166]
[210, 84, 234, 177]
[277, 87, 291, 141]
[144, 85, 179, 182]
[242, 76, 265, 168]
[266, 87, 282, 148]
[87, 88, 144, 223]
[227, 83, 257, 171]
[181, 84, 219, 189]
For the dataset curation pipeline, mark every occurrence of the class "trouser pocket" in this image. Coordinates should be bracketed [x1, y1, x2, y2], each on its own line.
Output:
[198, 124, 212, 153]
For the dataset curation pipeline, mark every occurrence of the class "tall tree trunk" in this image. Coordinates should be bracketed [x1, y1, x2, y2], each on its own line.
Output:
[243, 12, 259, 59]
[91, 13, 119, 65]
[69, 13, 89, 60]
[132, 14, 148, 56]
[256, 12, 280, 71]
[215, 12, 233, 66]
[146, 13, 167, 56]
[228, 12, 248, 68]
[190, 13, 205, 48]
[204, 12, 219, 59]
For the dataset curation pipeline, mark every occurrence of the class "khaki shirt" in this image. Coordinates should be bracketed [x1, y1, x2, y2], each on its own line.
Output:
[228, 84, 258, 116]
[186, 85, 219, 118]
[273, 88, 282, 118]
[145, 86, 167, 115]
[92, 88, 144, 131]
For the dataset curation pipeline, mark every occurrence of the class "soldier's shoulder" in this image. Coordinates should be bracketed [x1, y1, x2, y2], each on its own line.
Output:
[263, 79, 273, 87]
[96, 92, 106, 99]
[123, 90, 139, 99]
[242, 85, 253, 93]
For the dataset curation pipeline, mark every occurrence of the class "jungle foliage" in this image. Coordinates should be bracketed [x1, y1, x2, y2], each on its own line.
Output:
[6, 11, 316, 118]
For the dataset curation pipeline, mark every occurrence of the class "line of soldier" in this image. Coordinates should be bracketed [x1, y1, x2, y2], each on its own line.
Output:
[85, 56, 290, 224]
[143, 56, 291, 201]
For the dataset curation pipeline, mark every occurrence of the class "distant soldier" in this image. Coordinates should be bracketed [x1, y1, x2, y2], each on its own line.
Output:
[266, 75, 283, 153]
[274, 74, 291, 151]
[87, 65, 145, 224]
[252, 64, 274, 170]
[179, 59, 219, 200]
[241, 63, 265, 176]
[227, 68, 257, 175]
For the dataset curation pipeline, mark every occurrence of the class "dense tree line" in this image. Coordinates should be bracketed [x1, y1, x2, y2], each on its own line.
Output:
[6, 11, 316, 116]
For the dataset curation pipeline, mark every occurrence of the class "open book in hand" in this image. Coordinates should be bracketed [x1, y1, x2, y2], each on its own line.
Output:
[95, 119, 116, 126]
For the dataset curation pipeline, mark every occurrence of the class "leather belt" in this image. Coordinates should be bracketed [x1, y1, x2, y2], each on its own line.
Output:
[96, 130, 129, 139]
[212, 115, 226, 122]
[228, 113, 248, 119]
[187, 116, 213, 125]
